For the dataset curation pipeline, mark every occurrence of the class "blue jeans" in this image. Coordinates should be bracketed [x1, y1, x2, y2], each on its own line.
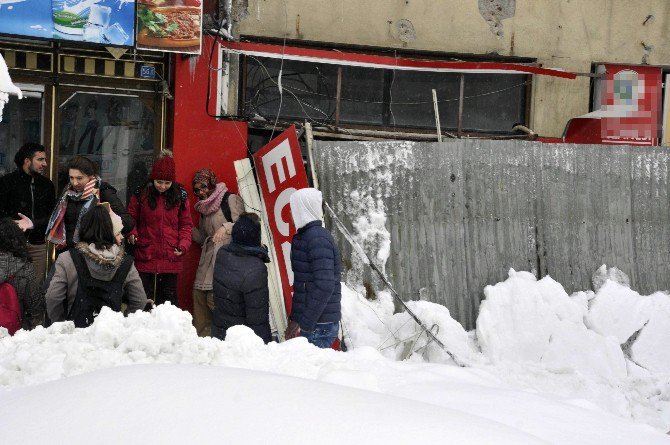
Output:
[301, 322, 339, 348]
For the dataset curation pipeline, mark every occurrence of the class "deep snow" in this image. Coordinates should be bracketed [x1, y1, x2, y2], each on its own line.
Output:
[1, 277, 670, 444]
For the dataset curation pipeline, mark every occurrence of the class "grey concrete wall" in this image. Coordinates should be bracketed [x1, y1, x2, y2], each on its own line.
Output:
[313, 140, 670, 330]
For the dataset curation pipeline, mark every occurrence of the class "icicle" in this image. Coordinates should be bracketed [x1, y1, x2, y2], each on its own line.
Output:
[188, 54, 199, 84]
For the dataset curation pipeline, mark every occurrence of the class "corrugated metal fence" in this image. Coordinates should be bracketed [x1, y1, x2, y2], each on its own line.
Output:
[313, 140, 670, 330]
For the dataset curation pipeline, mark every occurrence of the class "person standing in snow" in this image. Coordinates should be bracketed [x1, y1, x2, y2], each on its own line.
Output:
[191, 168, 245, 337]
[212, 213, 272, 343]
[284, 188, 342, 348]
[45, 205, 147, 327]
[0, 143, 56, 284]
[127, 150, 193, 307]
[46, 155, 133, 250]
[0, 217, 45, 330]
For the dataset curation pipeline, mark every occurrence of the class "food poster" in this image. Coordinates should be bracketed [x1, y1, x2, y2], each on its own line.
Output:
[0, 0, 135, 47]
[136, 0, 202, 55]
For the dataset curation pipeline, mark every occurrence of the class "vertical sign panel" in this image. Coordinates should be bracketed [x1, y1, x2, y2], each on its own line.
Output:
[253, 126, 309, 316]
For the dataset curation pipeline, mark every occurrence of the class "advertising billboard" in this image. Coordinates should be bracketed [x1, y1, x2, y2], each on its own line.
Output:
[253, 126, 310, 316]
[0, 0, 135, 47]
[135, 0, 202, 55]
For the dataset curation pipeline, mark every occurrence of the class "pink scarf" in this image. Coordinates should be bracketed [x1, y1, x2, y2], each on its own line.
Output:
[194, 182, 228, 215]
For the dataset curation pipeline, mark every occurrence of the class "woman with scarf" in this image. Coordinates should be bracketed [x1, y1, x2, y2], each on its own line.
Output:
[191, 168, 244, 337]
[46, 156, 132, 250]
[127, 150, 192, 307]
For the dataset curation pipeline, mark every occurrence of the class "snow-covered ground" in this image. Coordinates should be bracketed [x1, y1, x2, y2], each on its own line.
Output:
[1, 267, 670, 444]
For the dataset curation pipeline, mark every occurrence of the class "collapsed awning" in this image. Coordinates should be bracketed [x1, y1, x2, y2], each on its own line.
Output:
[219, 40, 577, 79]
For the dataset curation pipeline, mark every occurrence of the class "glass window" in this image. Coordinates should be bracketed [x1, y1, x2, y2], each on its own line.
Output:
[57, 92, 156, 204]
[339, 66, 385, 126]
[0, 88, 43, 176]
[241, 55, 529, 135]
[390, 70, 460, 130]
[243, 57, 337, 124]
[462, 73, 527, 133]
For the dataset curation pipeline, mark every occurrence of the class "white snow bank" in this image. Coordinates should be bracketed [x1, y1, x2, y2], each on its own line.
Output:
[630, 293, 670, 373]
[0, 53, 22, 122]
[339, 273, 670, 432]
[585, 280, 659, 344]
[475, 269, 621, 380]
[0, 365, 549, 445]
[2, 309, 669, 444]
[341, 286, 483, 366]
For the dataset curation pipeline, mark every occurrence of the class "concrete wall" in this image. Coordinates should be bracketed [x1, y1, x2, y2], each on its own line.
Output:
[312, 140, 670, 330]
[234, 0, 670, 136]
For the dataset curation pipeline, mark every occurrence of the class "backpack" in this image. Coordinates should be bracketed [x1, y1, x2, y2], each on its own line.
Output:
[0, 277, 21, 335]
[68, 249, 134, 328]
[220, 191, 232, 222]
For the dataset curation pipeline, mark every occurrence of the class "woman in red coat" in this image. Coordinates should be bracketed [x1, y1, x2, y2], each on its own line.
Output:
[127, 150, 193, 306]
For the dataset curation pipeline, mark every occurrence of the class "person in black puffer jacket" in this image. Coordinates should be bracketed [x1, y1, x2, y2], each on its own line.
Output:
[284, 188, 342, 348]
[212, 212, 271, 343]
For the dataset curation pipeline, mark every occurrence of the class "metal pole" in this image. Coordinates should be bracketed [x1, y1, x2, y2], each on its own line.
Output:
[335, 66, 342, 127]
[304, 121, 319, 190]
[432, 89, 442, 142]
[457, 74, 465, 136]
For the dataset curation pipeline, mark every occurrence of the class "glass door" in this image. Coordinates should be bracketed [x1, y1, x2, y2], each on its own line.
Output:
[55, 88, 162, 204]
[0, 84, 44, 176]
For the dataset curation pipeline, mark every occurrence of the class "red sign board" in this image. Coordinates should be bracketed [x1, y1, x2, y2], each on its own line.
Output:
[253, 126, 309, 316]
[564, 64, 662, 146]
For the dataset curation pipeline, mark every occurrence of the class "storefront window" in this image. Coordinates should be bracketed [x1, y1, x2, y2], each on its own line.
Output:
[0, 86, 43, 176]
[57, 92, 156, 204]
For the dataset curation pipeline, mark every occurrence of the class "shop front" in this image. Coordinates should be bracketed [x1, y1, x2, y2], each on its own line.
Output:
[0, 38, 168, 204]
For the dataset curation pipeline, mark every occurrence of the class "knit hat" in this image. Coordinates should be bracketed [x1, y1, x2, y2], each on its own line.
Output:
[150, 149, 176, 181]
[192, 168, 217, 189]
[232, 213, 262, 247]
[99, 202, 123, 236]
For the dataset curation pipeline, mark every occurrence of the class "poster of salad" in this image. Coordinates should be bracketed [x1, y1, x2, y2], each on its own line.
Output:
[0, 0, 135, 47]
[136, 0, 202, 55]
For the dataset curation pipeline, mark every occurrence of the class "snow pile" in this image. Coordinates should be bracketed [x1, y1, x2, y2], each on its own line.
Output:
[341, 286, 483, 366]
[2, 306, 670, 444]
[477, 269, 626, 380]
[592, 264, 631, 291]
[0, 365, 551, 445]
[585, 279, 670, 374]
[0, 53, 22, 122]
[341, 267, 670, 431]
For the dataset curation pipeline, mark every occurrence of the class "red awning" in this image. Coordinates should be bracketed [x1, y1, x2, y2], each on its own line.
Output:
[219, 41, 577, 79]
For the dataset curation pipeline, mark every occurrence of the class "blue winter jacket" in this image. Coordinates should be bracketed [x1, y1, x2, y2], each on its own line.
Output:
[290, 220, 342, 332]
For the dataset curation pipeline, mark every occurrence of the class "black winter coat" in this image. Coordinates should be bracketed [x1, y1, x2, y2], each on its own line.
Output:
[64, 182, 133, 248]
[212, 243, 272, 343]
[289, 220, 341, 332]
[0, 169, 55, 244]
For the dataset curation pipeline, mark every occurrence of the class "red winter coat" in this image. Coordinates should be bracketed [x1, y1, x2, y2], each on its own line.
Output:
[128, 186, 193, 274]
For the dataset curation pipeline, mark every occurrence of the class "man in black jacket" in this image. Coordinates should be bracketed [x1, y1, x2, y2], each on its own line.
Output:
[0, 143, 56, 283]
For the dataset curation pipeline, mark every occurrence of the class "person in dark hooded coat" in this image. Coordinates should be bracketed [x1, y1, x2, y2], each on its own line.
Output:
[212, 212, 272, 343]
